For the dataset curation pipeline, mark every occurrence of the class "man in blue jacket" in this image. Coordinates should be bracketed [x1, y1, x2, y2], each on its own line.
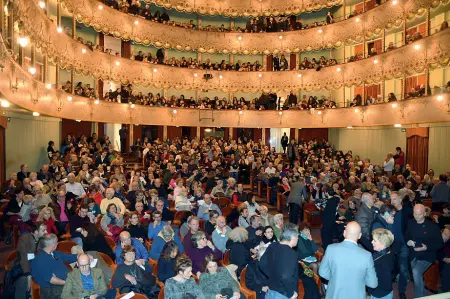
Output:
[31, 234, 78, 299]
[115, 231, 150, 271]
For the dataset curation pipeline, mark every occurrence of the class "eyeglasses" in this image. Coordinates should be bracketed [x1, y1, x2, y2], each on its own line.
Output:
[78, 264, 90, 268]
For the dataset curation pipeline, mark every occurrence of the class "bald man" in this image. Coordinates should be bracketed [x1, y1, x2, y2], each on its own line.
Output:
[319, 221, 378, 299]
[406, 204, 444, 298]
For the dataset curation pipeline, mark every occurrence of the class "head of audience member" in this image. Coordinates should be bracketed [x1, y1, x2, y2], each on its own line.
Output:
[174, 256, 193, 279]
[41, 233, 58, 253]
[121, 245, 136, 265]
[105, 188, 115, 200]
[298, 222, 312, 239]
[237, 184, 244, 193]
[155, 200, 165, 213]
[343, 221, 362, 243]
[262, 226, 276, 243]
[127, 212, 141, 227]
[209, 210, 219, 224]
[228, 227, 248, 244]
[273, 213, 284, 228]
[379, 204, 396, 224]
[67, 173, 76, 184]
[78, 204, 89, 218]
[238, 203, 249, 218]
[361, 192, 375, 208]
[279, 224, 299, 248]
[30, 222, 47, 241]
[204, 194, 212, 205]
[216, 216, 226, 230]
[371, 228, 394, 252]
[413, 204, 426, 224]
[188, 216, 200, 234]
[442, 228, 450, 243]
[250, 215, 261, 229]
[259, 205, 269, 217]
[119, 231, 132, 248]
[37, 207, 56, 222]
[76, 253, 92, 276]
[202, 253, 221, 274]
[192, 231, 209, 249]
[161, 241, 180, 262]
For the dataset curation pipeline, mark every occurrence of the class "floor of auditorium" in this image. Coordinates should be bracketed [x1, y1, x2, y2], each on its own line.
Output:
[0, 185, 433, 298]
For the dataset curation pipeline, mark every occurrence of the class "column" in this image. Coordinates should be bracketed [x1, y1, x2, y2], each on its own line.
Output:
[7, 8, 14, 49]
[425, 66, 429, 96]
[229, 127, 233, 139]
[362, 83, 366, 104]
[43, 57, 48, 83]
[262, 128, 266, 145]
[401, 76, 406, 100]
[72, 14, 77, 39]
[196, 127, 201, 139]
[70, 69, 75, 93]
[380, 80, 385, 101]
[198, 15, 202, 29]
[129, 124, 134, 153]
[45, 0, 49, 16]
[56, 64, 60, 86]
[402, 15, 407, 46]
[18, 47, 24, 66]
[163, 126, 168, 140]
[163, 89, 168, 98]
[229, 54, 234, 64]
[426, 8, 430, 36]
[230, 19, 235, 30]
[92, 122, 99, 135]
[56, 0, 61, 26]
[295, 128, 299, 143]
[381, 29, 385, 53]
[263, 55, 267, 70]
[0, 0, 4, 36]
[296, 53, 300, 69]
[197, 53, 202, 64]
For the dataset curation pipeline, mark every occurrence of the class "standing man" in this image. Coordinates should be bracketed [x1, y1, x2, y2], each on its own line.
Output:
[287, 177, 307, 224]
[281, 133, 289, 154]
[319, 222, 378, 299]
[119, 124, 128, 154]
[406, 204, 444, 298]
[394, 146, 405, 173]
[286, 139, 298, 167]
[430, 174, 450, 212]
[355, 192, 377, 250]
[320, 186, 342, 251]
[260, 224, 299, 299]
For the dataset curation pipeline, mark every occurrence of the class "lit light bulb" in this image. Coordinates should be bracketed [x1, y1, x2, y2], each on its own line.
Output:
[45, 83, 51, 89]
[76, 120, 81, 122]
[57, 27, 63, 33]
[297, 74, 302, 78]
[318, 29, 323, 33]
[356, 18, 360, 22]
[373, 59, 378, 64]
[219, 75, 223, 79]
[392, 0, 398, 5]
[115, 61, 120, 66]
[237, 36, 242, 41]
[437, 95, 443, 101]
[394, 124, 401, 127]
[28, 67, 36, 75]
[131, 104, 135, 108]
[258, 73, 262, 78]
[67, 96, 73, 101]
[32, 112, 40, 117]
[38, 1, 45, 9]
[414, 44, 420, 50]
[337, 67, 341, 72]
[0, 99, 10, 107]
[279, 111, 283, 115]
[239, 110, 243, 115]
[391, 103, 397, 108]
[153, 68, 157, 72]
[173, 109, 177, 114]
[194, 73, 198, 77]
[347, 126, 353, 129]
[134, 20, 139, 25]
[18, 37, 29, 47]
[354, 108, 359, 113]
[94, 99, 99, 104]
[318, 111, 322, 115]
[82, 48, 87, 54]
[98, 4, 103, 9]
[279, 35, 283, 40]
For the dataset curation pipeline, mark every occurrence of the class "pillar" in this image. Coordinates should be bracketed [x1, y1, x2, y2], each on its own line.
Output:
[229, 54, 234, 64]
[7, 8, 13, 49]
[295, 128, 299, 143]
[296, 53, 300, 69]
[18, 47, 24, 66]
[382, 29, 385, 52]
[425, 66, 429, 96]
[196, 127, 200, 139]
[43, 57, 48, 83]
[197, 53, 202, 63]
[198, 15, 202, 29]
[163, 126, 168, 140]
[263, 55, 268, 70]
[92, 122, 99, 136]
[163, 89, 168, 98]
[129, 124, 134, 152]
[262, 128, 266, 145]
[230, 19, 235, 30]
[72, 14, 77, 39]
[0, 0, 4, 35]
[56, 0, 61, 26]
[70, 69, 75, 93]
[402, 15, 407, 46]
[426, 7, 430, 36]
[56, 63, 60, 86]
[229, 127, 233, 139]
[401, 75, 406, 100]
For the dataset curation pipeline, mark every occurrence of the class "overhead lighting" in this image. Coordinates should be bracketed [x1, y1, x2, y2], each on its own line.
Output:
[75, 120, 81, 122]
[98, 4, 103, 9]
[18, 37, 29, 47]
[32, 112, 40, 117]
[337, 67, 341, 72]
[318, 29, 323, 33]
[134, 20, 139, 25]
[45, 83, 52, 89]
[355, 18, 360, 22]
[94, 99, 99, 104]
[81, 48, 87, 54]
[414, 44, 420, 50]
[297, 74, 302, 78]
[38, 1, 45, 9]
[373, 59, 378, 64]
[258, 73, 262, 78]
[115, 61, 120, 66]
[347, 126, 353, 129]
[391, 103, 397, 108]
[354, 108, 359, 113]
[0, 99, 10, 107]
[131, 104, 135, 108]
[219, 75, 223, 79]
[437, 95, 443, 101]
[67, 96, 73, 101]
[239, 110, 243, 115]
[237, 36, 242, 41]
[279, 111, 283, 115]
[394, 124, 402, 127]
[279, 35, 283, 40]
[318, 111, 322, 115]
[28, 67, 36, 75]
[392, 0, 397, 5]
[153, 68, 157, 72]
[205, 128, 212, 132]
[172, 109, 177, 114]
[194, 73, 198, 77]
[56, 27, 63, 33]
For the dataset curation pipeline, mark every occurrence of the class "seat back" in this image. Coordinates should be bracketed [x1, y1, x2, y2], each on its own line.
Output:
[222, 250, 230, 266]
[30, 279, 40, 299]
[98, 252, 114, 267]
[104, 235, 117, 251]
[239, 267, 256, 299]
[4, 250, 17, 271]
[56, 240, 78, 254]
[221, 206, 235, 218]
[158, 287, 164, 299]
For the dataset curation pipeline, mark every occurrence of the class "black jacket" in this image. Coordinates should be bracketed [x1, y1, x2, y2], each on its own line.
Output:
[245, 260, 269, 299]
[83, 234, 115, 261]
[368, 250, 394, 297]
[226, 240, 252, 276]
[406, 219, 444, 263]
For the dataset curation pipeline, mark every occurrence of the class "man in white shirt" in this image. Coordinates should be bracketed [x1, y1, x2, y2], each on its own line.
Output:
[265, 162, 276, 175]
[65, 173, 86, 200]
[197, 194, 222, 221]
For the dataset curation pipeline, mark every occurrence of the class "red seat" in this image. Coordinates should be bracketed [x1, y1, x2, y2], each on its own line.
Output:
[56, 240, 78, 254]
[240, 267, 256, 299]
[4, 250, 17, 271]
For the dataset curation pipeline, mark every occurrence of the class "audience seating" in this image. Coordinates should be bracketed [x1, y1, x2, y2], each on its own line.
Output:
[424, 260, 440, 292]
[105, 235, 117, 251]
[221, 206, 235, 218]
[4, 250, 16, 271]
[216, 197, 231, 208]
[266, 186, 272, 204]
[30, 279, 40, 299]
[276, 192, 285, 212]
[222, 250, 230, 266]
[423, 199, 432, 209]
[239, 267, 257, 299]
[98, 251, 114, 266]
[60, 223, 71, 240]
[314, 251, 324, 262]
[158, 287, 164, 299]
[116, 293, 149, 298]
[151, 261, 165, 288]
[56, 240, 77, 254]
[199, 219, 205, 231]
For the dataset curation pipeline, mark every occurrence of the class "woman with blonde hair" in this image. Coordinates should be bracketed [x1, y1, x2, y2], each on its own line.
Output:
[369, 228, 394, 299]
[37, 206, 58, 234]
[226, 227, 252, 275]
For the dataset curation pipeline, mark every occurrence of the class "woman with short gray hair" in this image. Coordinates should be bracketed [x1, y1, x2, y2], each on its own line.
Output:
[368, 228, 394, 299]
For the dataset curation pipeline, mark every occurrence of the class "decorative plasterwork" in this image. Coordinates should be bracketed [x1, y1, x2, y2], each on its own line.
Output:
[2, 54, 450, 128]
[57, 0, 445, 54]
[18, 0, 450, 93]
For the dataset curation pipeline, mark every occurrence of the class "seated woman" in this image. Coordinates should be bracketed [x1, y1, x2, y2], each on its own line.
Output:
[36, 206, 58, 235]
[226, 227, 253, 276]
[259, 205, 274, 227]
[112, 245, 156, 297]
[186, 231, 223, 275]
[87, 197, 101, 221]
[80, 223, 115, 260]
[157, 241, 180, 283]
[100, 203, 124, 242]
[244, 194, 260, 217]
[272, 214, 284, 240]
[164, 256, 204, 299]
[199, 254, 240, 299]
[149, 225, 184, 260]
[205, 210, 219, 237]
[297, 222, 319, 274]
[210, 180, 226, 199]
[124, 211, 147, 243]
[238, 203, 250, 228]
[253, 226, 277, 258]
[175, 190, 194, 212]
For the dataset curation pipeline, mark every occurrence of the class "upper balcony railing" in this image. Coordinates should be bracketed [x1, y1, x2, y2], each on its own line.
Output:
[58, 0, 441, 54]
[17, 0, 450, 93]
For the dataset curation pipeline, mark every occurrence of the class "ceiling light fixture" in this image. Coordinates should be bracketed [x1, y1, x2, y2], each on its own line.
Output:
[18, 37, 29, 47]
[0, 100, 10, 107]
[28, 67, 36, 75]
[81, 48, 87, 54]
[32, 112, 40, 117]
[38, 1, 45, 8]
[56, 27, 63, 33]
[45, 83, 51, 89]
[437, 95, 443, 101]
[67, 96, 73, 101]
[394, 124, 402, 127]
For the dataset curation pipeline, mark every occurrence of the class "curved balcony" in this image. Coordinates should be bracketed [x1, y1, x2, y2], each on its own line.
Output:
[1, 50, 449, 127]
[138, 0, 343, 17]
[17, 0, 450, 93]
[58, 0, 438, 54]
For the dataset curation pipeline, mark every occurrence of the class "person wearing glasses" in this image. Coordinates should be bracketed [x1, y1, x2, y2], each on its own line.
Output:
[186, 231, 222, 276]
[61, 253, 108, 299]
[115, 231, 150, 271]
